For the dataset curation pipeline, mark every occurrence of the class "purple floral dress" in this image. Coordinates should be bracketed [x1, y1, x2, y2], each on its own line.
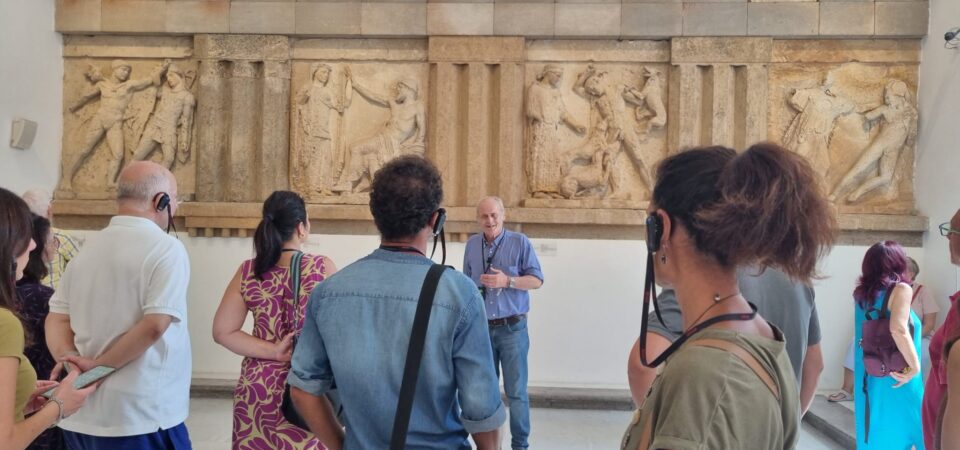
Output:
[232, 254, 329, 450]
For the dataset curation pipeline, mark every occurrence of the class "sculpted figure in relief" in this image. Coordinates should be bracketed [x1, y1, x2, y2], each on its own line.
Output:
[566, 66, 655, 199]
[830, 80, 918, 203]
[296, 63, 352, 196]
[782, 73, 857, 177]
[132, 64, 196, 171]
[526, 65, 587, 199]
[622, 67, 667, 134]
[63, 59, 170, 191]
[332, 71, 426, 194]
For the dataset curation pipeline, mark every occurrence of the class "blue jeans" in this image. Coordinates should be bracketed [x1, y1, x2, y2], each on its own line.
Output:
[63, 423, 191, 450]
[489, 316, 530, 450]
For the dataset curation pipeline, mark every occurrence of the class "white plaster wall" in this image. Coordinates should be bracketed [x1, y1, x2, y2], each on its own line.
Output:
[0, 0, 62, 194]
[916, 0, 960, 324]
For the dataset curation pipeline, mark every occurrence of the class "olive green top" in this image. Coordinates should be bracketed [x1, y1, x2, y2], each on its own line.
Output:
[626, 326, 799, 450]
[0, 308, 38, 422]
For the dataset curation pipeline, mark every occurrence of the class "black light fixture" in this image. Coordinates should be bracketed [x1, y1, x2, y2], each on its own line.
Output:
[946, 27, 960, 49]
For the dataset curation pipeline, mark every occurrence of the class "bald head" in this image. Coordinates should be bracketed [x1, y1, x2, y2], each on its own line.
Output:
[118, 161, 176, 205]
[951, 209, 960, 266]
[21, 189, 52, 218]
[476, 196, 505, 241]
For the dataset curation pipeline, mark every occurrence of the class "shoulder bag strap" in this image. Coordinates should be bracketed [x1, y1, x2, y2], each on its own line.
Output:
[390, 264, 448, 450]
[880, 284, 895, 316]
[289, 251, 305, 338]
[689, 339, 781, 401]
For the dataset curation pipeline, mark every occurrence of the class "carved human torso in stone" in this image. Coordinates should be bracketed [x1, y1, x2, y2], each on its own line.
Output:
[526, 81, 570, 196]
[783, 87, 855, 176]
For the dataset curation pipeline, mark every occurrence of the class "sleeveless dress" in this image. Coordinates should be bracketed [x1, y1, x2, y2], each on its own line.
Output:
[854, 291, 925, 449]
[232, 254, 329, 450]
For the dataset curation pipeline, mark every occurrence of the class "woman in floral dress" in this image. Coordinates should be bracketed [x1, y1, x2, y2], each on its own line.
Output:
[213, 191, 336, 449]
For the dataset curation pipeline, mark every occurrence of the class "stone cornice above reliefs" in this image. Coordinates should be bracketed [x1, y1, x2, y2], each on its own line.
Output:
[63, 35, 193, 59]
[428, 37, 524, 63]
[293, 39, 428, 62]
[51, 200, 929, 245]
[526, 40, 670, 64]
[672, 38, 773, 64]
[772, 40, 922, 64]
[194, 35, 291, 61]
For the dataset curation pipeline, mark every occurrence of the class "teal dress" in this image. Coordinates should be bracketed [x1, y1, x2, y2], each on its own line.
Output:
[854, 291, 925, 449]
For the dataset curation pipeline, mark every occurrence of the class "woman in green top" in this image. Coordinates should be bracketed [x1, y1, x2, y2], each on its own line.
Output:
[0, 188, 96, 449]
[622, 144, 836, 450]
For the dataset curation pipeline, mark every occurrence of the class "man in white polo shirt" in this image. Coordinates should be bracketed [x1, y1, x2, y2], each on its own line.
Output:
[46, 161, 192, 449]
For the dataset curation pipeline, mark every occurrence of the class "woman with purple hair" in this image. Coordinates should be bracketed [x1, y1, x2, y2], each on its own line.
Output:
[853, 241, 924, 449]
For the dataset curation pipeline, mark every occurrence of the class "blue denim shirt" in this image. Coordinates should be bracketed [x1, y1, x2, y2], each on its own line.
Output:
[462, 230, 544, 319]
[288, 249, 506, 449]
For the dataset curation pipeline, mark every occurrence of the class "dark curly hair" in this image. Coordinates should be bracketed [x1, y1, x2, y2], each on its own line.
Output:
[22, 214, 51, 284]
[369, 155, 443, 241]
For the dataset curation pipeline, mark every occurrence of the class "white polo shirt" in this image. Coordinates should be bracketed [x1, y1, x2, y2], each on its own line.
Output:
[50, 216, 191, 436]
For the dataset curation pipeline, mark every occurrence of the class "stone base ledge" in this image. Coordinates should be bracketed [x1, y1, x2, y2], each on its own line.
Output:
[53, 199, 928, 245]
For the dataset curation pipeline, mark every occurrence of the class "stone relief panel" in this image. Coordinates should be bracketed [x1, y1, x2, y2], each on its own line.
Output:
[769, 63, 918, 214]
[58, 58, 198, 199]
[523, 62, 669, 209]
[290, 62, 429, 204]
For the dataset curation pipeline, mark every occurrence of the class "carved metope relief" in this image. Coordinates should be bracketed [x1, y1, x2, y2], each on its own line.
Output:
[769, 62, 918, 214]
[59, 37, 199, 199]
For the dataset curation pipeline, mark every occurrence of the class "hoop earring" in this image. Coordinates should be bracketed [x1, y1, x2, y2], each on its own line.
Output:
[660, 253, 667, 264]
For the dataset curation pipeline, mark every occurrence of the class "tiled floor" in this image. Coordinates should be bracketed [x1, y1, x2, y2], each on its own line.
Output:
[187, 397, 843, 449]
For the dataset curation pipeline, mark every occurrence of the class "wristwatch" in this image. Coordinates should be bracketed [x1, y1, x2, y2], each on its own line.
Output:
[508, 277, 516, 289]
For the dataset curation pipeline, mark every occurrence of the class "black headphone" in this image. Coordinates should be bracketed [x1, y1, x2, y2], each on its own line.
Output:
[154, 192, 176, 235]
[646, 211, 664, 253]
[431, 208, 447, 237]
[430, 208, 447, 264]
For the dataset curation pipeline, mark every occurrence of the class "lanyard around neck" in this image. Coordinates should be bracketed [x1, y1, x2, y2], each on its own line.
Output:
[482, 234, 504, 273]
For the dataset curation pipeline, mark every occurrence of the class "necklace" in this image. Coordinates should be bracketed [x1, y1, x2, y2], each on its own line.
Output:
[687, 292, 742, 329]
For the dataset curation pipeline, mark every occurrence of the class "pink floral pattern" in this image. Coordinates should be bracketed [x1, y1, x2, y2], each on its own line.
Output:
[232, 254, 329, 450]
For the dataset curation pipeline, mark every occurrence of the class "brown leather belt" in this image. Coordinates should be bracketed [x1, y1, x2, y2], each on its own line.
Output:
[488, 314, 525, 327]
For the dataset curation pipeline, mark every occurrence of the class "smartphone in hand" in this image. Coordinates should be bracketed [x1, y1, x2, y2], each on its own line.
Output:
[42, 366, 116, 398]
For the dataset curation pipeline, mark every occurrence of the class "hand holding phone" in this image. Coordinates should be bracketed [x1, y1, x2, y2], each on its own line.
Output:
[42, 366, 116, 399]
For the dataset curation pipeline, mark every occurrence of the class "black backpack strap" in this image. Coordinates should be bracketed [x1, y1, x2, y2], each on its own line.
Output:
[863, 371, 870, 443]
[389, 264, 448, 450]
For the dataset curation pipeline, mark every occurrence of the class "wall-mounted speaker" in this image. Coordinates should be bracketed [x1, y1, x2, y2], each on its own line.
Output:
[10, 118, 37, 150]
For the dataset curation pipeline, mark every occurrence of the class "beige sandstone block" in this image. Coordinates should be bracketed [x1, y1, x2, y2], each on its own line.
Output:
[622, 0, 684, 3]
[820, 2, 874, 36]
[555, 4, 620, 37]
[165, 1, 229, 33]
[875, 2, 929, 37]
[56, 0, 101, 33]
[428, 36, 524, 62]
[295, 2, 362, 35]
[556, 0, 620, 4]
[525, 40, 670, 62]
[101, 0, 166, 33]
[361, 3, 428, 35]
[427, 3, 494, 35]
[748, 2, 819, 37]
[682, 3, 747, 36]
[771, 39, 921, 63]
[294, 38, 427, 60]
[621, 3, 682, 38]
[194, 34, 291, 60]
[494, 3, 555, 37]
[63, 35, 194, 58]
[820, 0, 872, 3]
[230, 2, 296, 34]
[672, 37, 772, 63]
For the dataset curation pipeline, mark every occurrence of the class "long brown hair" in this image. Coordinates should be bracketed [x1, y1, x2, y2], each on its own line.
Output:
[652, 142, 837, 281]
[0, 187, 33, 311]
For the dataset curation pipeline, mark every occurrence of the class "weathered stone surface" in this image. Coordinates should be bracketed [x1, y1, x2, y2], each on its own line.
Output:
[555, 4, 620, 38]
[56, 0, 101, 33]
[621, 3, 682, 38]
[360, 3, 427, 36]
[672, 37, 773, 63]
[820, 2, 874, 37]
[428, 36, 524, 62]
[63, 35, 194, 58]
[229, 1, 296, 34]
[195, 34, 291, 60]
[165, 1, 229, 34]
[294, 2, 362, 35]
[748, 2, 819, 37]
[494, 3, 555, 37]
[772, 39, 921, 63]
[294, 38, 428, 61]
[101, 0, 167, 33]
[875, 2, 930, 37]
[427, 3, 495, 35]
[682, 3, 748, 37]
[526, 40, 670, 62]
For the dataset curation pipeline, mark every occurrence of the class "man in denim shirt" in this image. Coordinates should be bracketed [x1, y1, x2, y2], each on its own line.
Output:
[463, 197, 544, 450]
[288, 156, 506, 449]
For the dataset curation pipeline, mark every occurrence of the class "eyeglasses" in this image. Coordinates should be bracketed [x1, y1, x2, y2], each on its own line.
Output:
[940, 222, 960, 237]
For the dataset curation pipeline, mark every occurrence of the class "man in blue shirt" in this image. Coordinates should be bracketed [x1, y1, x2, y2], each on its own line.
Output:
[463, 197, 544, 450]
[289, 156, 506, 449]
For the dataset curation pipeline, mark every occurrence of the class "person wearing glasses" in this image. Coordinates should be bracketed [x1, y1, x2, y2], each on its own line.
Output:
[922, 210, 960, 449]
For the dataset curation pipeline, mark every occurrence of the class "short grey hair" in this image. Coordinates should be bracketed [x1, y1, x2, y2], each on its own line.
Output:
[21, 189, 51, 217]
[477, 196, 505, 213]
[118, 171, 168, 202]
